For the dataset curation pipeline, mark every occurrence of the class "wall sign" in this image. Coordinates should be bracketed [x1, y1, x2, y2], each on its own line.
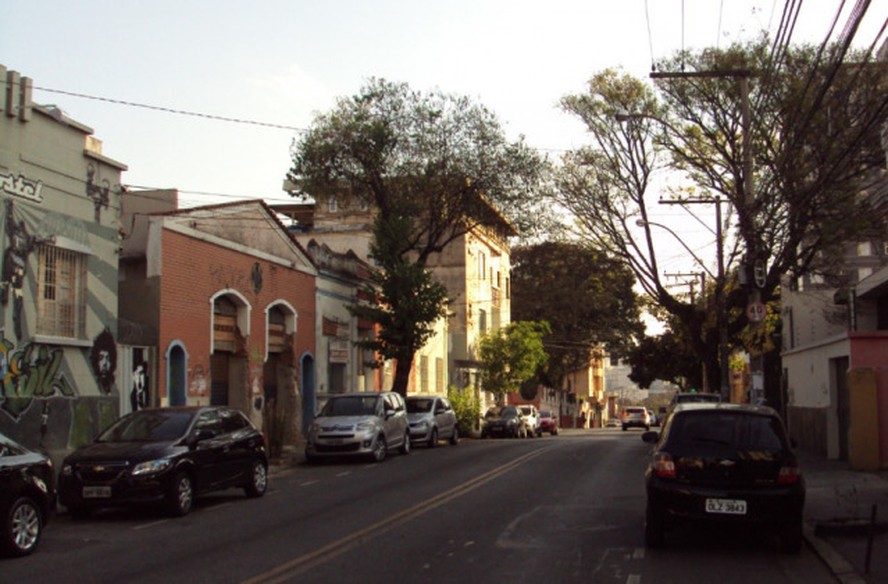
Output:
[0, 171, 44, 203]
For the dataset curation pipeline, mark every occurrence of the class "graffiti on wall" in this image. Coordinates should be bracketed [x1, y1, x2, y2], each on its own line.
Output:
[85, 164, 110, 222]
[90, 328, 117, 394]
[130, 349, 150, 412]
[0, 333, 76, 420]
[1, 199, 54, 340]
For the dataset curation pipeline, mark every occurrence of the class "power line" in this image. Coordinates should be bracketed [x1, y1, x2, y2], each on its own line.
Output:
[31, 85, 308, 132]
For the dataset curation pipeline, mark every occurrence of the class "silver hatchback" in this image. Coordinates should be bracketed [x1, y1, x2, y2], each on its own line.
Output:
[305, 392, 410, 463]
[406, 395, 459, 447]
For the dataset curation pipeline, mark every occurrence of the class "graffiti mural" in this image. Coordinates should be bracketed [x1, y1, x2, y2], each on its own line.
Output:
[90, 328, 117, 394]
[130, 351, 149, 412]
[1, 199, 54, 340]
[85, 163, 110, 222]
[0, 333, 76, 420]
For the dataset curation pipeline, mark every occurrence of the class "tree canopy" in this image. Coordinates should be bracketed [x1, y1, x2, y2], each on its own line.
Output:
[510, 241, 645, 389]
[555, 36, 888, 397]
[290, 79, 548, 395]
[477, 321, 550, 404]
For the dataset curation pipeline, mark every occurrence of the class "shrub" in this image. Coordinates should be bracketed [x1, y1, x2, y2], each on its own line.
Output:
[448, 385, 481, 435]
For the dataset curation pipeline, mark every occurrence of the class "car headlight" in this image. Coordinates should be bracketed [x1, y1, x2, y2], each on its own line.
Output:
[308, 421, 319, 434]
[132, 458, 173, 476]
[61, 463, 73, 477]
[507, 418, 518, 425]
[355, 421, 376, 433]
[31, 476, 48, 493]
[414, 421, 429, 430]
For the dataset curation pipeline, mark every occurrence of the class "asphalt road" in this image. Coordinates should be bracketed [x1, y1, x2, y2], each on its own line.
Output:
[5, 429, 838, 583]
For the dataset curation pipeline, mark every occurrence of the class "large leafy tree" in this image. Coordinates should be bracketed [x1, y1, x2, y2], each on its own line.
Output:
[555, 37, 888, 400]
[510, 241, 645, 389]
[290, 79, 547, 396]
[477, 321, 550, 404]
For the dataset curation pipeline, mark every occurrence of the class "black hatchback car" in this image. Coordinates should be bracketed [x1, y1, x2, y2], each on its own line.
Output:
[1, 432, 56, 557]
[480, 406, 527, 439]
[642, 403, 805, 552]
[59, 406, 268, 518]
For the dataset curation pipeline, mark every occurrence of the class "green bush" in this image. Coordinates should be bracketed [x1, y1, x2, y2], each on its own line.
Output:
[448, 385, 481, 435]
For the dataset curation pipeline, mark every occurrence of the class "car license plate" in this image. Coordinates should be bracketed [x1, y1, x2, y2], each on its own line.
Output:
[83, 486, 112, 499]
[705, 498, 746, 515]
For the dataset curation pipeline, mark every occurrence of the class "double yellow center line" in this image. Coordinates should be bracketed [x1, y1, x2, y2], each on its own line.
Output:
[243, 446, 551, 583]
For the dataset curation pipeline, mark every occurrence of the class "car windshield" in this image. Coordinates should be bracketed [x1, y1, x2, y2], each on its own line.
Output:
[540, 411, 551, 418]
[669, 412, 786, 451]
[321, 395, 380, 417]
[97, 410, 195, 442]
[407, 399, 433, 414]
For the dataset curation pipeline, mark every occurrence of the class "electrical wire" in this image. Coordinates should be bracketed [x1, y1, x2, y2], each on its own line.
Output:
[31, 85, 308, 132]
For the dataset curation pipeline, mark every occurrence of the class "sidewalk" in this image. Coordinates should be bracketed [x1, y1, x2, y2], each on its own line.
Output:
[797, 449, 888, 583]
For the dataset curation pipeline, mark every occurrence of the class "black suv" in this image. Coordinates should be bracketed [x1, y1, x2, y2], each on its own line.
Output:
[642, 403, 805, 552]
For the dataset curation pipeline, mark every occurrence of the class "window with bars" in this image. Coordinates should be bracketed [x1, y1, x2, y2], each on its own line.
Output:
[36, 244, 87, 339]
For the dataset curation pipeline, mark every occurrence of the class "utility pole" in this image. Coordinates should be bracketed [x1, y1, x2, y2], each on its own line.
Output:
[651, 69, 756, 404]
[660, 197, 729, 400]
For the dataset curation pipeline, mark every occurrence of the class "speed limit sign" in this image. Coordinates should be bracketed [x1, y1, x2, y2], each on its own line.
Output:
[746, 301, 766, 323]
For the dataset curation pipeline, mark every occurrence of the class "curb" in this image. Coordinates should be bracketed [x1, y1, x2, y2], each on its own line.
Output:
[804, 521, 868, 584]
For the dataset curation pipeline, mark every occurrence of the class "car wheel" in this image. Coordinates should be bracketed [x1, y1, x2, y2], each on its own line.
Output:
[167, 471, 194, 517]
[400, 434, 411, 455]
[622, 425, 628, 431]
[449, 426, 459, 446]
[779, 519, 803, 553]
[2, 496, 42, 557]
[644, 506, 666, 549]
[304, 448, 321, 465]
[372, 436, 387, 462]
[427, 428, 438, 448]
[244, 459, 268, 498]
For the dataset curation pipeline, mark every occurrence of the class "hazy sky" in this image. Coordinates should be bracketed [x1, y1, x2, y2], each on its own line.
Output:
[2, 0, 886, 277]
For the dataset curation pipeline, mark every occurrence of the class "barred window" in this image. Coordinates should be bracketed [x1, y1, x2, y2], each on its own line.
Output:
[36, 244, 87, 339]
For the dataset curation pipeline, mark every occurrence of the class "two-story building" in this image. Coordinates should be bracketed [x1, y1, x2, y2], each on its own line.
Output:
[0, 65, 127, 465]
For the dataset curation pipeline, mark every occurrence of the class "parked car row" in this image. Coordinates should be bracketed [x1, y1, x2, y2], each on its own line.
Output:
[480, 404, 561, 439]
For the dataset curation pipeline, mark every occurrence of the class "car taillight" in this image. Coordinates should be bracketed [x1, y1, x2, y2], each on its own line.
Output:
[653, 452, 676, 479]
[777, 464, 801, 485]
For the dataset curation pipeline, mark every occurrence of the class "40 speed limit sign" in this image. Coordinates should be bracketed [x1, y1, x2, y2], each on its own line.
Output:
[746, 301, 766, 323]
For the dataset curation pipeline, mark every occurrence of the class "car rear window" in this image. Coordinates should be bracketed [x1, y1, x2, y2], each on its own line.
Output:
[668, 411, 786, 451]
[625, 407, 646, 414]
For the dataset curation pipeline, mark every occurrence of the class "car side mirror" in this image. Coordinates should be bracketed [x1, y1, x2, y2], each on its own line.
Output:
[385, 408, 396, 419]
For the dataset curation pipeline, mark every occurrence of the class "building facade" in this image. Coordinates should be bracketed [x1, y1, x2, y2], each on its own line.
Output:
[119, 194, 317, 452]
[0, 65, 127, 466]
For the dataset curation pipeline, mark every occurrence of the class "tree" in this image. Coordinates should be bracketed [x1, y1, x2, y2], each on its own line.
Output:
[510, 241, 645, 389]
[555, 37, 888, 398]
[290, 79, 547, 396]
[477, 321, 550, 404]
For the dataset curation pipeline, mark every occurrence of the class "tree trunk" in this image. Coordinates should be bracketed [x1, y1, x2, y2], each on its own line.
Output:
[391, 352, 414, 397]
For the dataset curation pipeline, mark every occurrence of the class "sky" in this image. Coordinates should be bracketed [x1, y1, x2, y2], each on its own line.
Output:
[2, 0, 886, 280]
